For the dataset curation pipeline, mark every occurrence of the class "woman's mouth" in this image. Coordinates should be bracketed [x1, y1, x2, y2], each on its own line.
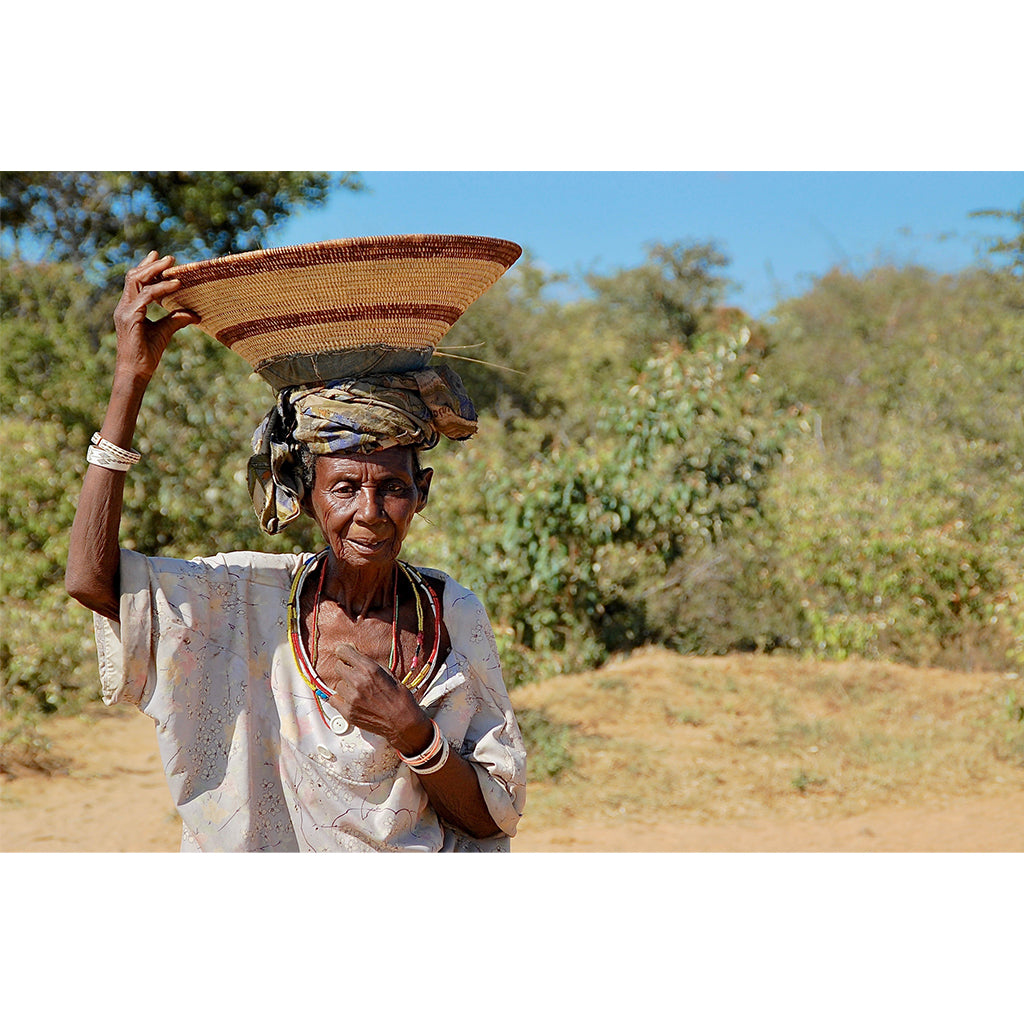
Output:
[346, 535, 389, 553]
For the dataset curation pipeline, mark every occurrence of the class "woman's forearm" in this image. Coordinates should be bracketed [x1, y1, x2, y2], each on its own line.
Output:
[415, 750, 503, 839]
[390, 714, 502, 838]
[65, 372, 151, 621]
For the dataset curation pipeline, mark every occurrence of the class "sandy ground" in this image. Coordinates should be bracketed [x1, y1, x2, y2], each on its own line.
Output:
[2, 704, 1021, 853]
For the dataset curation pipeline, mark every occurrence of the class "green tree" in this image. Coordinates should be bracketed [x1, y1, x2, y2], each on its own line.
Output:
[587, 240, 733, 353]
[1, 171, 361, 284]
[970, 199, 1024, 279]
[403, 241, 783, 679]
[408, 326, 792, 681]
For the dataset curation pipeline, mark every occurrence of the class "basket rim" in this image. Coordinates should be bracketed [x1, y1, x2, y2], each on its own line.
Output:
[166, 234, 523, 281]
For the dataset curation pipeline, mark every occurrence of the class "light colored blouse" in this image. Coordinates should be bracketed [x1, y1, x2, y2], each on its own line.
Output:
[93, 548, 526, 852]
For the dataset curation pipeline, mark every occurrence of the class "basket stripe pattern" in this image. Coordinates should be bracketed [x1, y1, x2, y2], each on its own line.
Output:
[161, 235, 522, 387]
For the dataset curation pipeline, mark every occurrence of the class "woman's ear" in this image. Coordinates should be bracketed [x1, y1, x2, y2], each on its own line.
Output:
[415, 467, 433, 512]
[297, 451, 318, 518]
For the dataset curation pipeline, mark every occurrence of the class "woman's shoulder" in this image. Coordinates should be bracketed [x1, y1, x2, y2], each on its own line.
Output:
[128, 548, 312, 590]
[416, 567, 480, 609]
[416, 567, 497, 650]
[191, 550, 311, 572]
[196, 550, 317, 589]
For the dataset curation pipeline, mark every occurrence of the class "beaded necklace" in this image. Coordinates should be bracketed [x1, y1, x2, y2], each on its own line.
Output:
[287, 551, 443, 733]
[397, 561, 442, 692]
[287, 552, 334, 726]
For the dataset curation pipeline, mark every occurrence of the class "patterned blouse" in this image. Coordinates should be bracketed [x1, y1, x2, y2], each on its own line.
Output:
[93, 548, 527, 852]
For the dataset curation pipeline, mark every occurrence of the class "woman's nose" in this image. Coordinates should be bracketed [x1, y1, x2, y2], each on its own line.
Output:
[355, 485, 385, 522]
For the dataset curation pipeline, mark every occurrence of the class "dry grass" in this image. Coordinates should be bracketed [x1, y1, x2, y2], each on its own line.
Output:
[510, 649, 1024, 830]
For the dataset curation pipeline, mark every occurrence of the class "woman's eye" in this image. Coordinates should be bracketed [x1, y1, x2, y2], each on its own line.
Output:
[327, 482, 410, 498]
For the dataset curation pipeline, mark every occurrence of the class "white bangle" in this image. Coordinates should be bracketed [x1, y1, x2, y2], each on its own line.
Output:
[398, 719, 445, 767]
[87, 432, 141, 472]
[87, 445, 133, 471]
[410, 738, 450, 775]
[91, 432, 141, 463]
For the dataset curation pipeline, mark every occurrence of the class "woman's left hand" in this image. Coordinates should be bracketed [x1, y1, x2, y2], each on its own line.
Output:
[321, 644, 434, 757]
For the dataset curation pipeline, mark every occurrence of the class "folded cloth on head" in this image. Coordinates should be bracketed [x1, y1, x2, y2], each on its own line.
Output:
[247, 365, 477, 534]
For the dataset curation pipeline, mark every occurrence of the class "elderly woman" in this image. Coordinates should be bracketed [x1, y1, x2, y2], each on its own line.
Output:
[66, 243, 526, 852]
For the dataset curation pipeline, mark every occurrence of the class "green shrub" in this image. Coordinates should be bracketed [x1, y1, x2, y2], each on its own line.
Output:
[760, 432, 1023, 670]
[515, 707, 574, 781]
[410, 328, 793, 678]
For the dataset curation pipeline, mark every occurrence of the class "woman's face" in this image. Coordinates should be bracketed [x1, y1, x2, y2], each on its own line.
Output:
[306, 448, 432, 569]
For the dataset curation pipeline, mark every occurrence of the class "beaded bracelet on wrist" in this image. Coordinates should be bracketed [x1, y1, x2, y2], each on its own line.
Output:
[87, 432, 142, 471]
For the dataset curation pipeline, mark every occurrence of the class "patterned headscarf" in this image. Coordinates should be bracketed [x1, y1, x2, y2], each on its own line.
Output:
[247, 365, 477, 534]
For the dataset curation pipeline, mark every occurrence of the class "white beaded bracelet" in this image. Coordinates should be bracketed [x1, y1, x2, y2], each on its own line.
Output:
[92, 432, 141, 463]
[87, 432, 141, 472]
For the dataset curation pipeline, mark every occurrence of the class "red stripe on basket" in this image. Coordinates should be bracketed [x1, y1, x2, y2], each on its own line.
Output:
[218, 303, 463, 346]
[173, 236, 522, 288]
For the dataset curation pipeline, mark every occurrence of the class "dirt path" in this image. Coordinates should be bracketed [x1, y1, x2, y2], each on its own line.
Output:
[2, 706, 1020, 852]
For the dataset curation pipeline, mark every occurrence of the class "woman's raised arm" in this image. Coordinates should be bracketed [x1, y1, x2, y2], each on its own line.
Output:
[65, 252, 199, 620]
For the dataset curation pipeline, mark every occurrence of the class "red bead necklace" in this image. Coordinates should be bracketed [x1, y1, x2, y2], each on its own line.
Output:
[300, 555, 443, 729]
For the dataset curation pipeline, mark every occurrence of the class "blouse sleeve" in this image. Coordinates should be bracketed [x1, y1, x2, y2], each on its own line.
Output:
[94, 547, 167, 708]
[93, 548, 295, 712]
[429, 576, 528, 839]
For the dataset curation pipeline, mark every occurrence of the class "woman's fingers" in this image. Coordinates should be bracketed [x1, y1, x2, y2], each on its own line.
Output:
[332, 643, 397, 690]
[118, 255, 175, 317]
[152, 308, 201, 346]
[143, 275, 187, 304]
[133, 256, 180, 294]
[113, 252, 198, 379]
[126, 252, 173, 286]
[325, 643, 398, 703]
[121, 253, 196, 319]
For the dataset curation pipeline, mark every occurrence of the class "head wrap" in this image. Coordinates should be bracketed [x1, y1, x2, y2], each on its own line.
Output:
[247, 365, 477, 534]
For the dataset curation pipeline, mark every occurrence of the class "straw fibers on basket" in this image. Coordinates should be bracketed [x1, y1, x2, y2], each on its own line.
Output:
[160, 234, 522, 389]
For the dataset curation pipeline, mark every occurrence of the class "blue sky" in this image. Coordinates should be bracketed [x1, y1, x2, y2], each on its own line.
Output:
[10, 6, 1020, 324]
[267, 172, 1022, 317]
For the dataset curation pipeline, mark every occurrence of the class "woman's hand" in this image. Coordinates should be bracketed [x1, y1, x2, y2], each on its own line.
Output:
[320, 642, 502, 839]
[322, 643, 434, 756]
[113, 251, 199, 383]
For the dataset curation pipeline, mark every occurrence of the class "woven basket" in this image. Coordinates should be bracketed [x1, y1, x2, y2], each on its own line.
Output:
[160, 234, 522, 390]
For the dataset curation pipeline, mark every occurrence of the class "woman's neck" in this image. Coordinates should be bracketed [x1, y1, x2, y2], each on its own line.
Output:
[318, 551, 395, 621]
